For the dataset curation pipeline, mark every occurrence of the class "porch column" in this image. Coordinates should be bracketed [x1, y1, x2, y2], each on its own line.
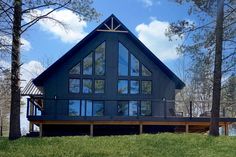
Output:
[29, 122, 34, 132]
[90, 124, 94, 136]
[39, 123, 43, 137]
[139, 123, 143, 134]
[29, 99, 34, 116]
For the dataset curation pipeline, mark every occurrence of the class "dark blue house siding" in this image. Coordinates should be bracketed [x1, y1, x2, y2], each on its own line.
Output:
[42, 31, 176, 117]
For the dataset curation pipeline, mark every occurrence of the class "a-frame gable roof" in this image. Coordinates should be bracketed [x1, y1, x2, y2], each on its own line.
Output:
[33, 14, 185, 89]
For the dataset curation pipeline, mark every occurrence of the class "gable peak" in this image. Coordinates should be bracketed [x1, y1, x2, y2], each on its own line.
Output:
[97, 14, 128, 33]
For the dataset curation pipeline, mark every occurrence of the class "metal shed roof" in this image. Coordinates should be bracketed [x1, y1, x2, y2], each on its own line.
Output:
[21, 79, 43, 96]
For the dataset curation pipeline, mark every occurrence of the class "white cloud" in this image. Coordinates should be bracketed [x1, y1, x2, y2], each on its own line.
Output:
[135, 19, 183, 61]
[20, 60, 45, 88]
[24, 9, 88, 43]
[21, 38, 32, 52]
[140, 0, 161, 7]
[141, 0, 153, 7]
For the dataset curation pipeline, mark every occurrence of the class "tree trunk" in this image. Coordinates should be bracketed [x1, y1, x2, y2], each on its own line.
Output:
[209, 0, 224, 136]
[9, 0, 22, 140]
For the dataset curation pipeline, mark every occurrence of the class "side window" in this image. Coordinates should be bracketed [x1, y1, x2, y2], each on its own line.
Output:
[141, 101, 151, 116]
[117, 101, 139, 116]
[93, 101, 104, 116]
[68, 100, 104, 116]
[129, 101, 138, 116]
[69, 79, 80, 93]
[68, 100, 80, 116]
[141, 81, 152, 94]
[130, 54, 139, 76]
[117, 101, 151, 116]
[117, 101, 129, 116]
[118, 80, 128, 94]
[82, 79, 92, 94]
[95, 80, 105, 94]
[130, 80, 139, 94]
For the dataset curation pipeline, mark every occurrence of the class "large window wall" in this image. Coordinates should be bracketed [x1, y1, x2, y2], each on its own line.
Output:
[118, 101, 152, 116]
[118, 42, 152, 95]
[69, 100, 104, 116]
[67, 41, 154, 117]
[68, 42, 106, 94]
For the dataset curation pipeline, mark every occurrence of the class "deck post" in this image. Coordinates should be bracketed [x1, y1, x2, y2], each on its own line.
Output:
[39, 123, 43, 137]
[139, 123, 143, 134]
[189, 101, 192, 119]
[185, 123, 189, 133]
[90, 124, 94, 136]
[29, 122, 34, 132]
[224, 123, 229, 136]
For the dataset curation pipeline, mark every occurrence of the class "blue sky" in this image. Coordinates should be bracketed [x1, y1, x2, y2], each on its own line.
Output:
[19, 0, 197, 83]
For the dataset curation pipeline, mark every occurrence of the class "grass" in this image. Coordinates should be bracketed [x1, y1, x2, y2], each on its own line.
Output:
[0, 133, 236, 157]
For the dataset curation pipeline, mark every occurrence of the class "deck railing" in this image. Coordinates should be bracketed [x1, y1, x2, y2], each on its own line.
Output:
[26, 98, 236, 119]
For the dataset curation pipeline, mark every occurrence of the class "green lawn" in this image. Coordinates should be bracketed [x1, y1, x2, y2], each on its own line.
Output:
[0, 133, 236, 157]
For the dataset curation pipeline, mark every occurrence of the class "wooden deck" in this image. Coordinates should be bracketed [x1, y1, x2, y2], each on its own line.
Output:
[28, 116, 235, 136]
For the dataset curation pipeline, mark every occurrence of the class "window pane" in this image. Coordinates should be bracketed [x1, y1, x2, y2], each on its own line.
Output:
[118, 80, 128, 94]
[86, 100, 92, 116]
[80, 100, 85, 116]
[95, 42, 105, 75]
[69, 79, 80, 93]
[141, 101, 151, 116]
[129, 101, 138, 116]
[83, 79, 92, 93]
[93, 101, 104, 116]
[69, 100, 80, 116]
[69, 63, 80, 74]
[118, 101, 128, 116]
[142, 65, 152, 76]
[118, 43, 128, 76]
[130, 80, 139, 94]
[95, 80, 105, 94]
[142, 81, 152, 94]
[130, 54, 139, 76]
[83, 53, 93, 75]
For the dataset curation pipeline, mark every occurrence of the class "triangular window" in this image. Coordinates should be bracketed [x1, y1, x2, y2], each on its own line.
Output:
[95, 42, 105, 75]
[83, 53, 93, 75]
[142, 65, 152, 76]
[69, 63, 80, 74]
[118, 42, 152, 77]
[131, 54, 139, 76]
[118, 43, 129, 76]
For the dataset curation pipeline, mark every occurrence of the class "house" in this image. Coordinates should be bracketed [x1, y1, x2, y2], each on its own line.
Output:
[22, 15, 233, 137]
